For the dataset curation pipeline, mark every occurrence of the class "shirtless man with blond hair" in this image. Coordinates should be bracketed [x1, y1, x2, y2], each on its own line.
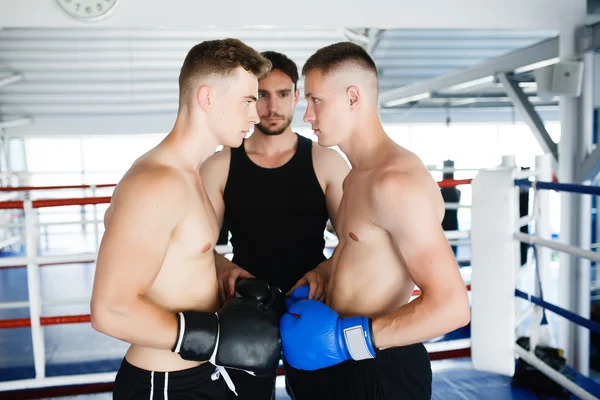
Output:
[280, 42, 471, 399]
[90, 39, 282, 400]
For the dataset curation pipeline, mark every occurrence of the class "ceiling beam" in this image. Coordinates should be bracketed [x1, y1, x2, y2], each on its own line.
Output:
[379, 37, 559, 107]
[0, 117, 32, 130]
[497, 73, 558, 164]
[0, 73, 23, 88]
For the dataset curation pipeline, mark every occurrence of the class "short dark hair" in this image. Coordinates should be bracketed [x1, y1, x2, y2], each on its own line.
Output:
[261, 51, 299, 90]
[301, 41, 378, 78]
[179, 38, 272, 103]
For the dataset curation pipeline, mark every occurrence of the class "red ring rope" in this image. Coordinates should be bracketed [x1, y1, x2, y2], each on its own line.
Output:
[0, 178, 471, 211]
[0, 285, 471, 329]
[438, 178, 472, 188]
[0, 183, 116, 192]
[0, 314, 91, 329]
[32, 197, 112, 208]
[0, 178, 471, 193]
[0, 196, 111, 210]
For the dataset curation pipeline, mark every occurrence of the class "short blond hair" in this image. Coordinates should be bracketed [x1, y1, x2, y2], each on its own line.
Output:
[179, 38, 272, 103]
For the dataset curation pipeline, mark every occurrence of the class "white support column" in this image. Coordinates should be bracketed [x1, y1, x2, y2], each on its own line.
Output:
[578, 195, 592, 375]
[557, 27, 580, 367]
[24, 200, 45, 379]
[535, 154, 552, 305]
[576, 49, 595, 375]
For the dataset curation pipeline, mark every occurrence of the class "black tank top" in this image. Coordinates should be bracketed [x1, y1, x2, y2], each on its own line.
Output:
[223, 134, 329, 293]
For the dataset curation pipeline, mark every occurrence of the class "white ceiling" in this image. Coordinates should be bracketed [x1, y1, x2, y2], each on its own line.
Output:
[0, 27, 559, 135]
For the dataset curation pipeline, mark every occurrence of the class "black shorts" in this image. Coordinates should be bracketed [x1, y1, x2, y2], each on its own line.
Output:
[113, 358, 229, 400]
[223, 368, 277, 400]
[285, 343, 432, 400]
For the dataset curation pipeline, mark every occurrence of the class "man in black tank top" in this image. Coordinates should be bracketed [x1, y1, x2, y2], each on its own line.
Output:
[200, 51, 350, 399]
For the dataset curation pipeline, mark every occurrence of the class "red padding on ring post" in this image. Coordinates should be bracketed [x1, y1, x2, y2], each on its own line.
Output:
[0, 314, 92, 329]
[438, 179, 472, 188]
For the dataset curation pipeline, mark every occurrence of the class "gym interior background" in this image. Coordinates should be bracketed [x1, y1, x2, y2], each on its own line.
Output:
[1, 0, 600, 398]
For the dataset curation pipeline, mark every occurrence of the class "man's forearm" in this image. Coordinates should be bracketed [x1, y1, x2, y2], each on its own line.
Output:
[91, 296, 179, 351]
[371, 290, 470, 350]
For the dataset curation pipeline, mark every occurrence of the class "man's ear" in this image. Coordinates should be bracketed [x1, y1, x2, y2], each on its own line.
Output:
[197, 85, 212, 111]
[346, 86, 360, 108]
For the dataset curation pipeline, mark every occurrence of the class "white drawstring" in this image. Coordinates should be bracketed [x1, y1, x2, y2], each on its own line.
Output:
[207, 313, 256, 396]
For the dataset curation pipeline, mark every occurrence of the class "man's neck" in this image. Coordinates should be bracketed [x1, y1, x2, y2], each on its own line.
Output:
[165, 111, 219, 172]
[339, 116, 391, 171]
[246, 127, 298, 157]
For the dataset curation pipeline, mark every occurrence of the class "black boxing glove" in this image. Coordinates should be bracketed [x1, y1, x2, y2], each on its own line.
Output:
[172, 297, 281, 376]
[234, 278, 286, 318]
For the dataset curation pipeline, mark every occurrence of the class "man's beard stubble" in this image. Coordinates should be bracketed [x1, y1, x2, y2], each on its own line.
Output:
[255, 114, 293, 136]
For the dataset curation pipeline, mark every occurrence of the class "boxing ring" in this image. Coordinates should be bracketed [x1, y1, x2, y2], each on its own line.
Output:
[471, 154, 600, 399]
[1, 164, 580, 399]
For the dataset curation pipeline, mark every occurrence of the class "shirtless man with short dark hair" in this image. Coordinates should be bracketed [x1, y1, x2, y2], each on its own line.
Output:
[90, 38, 282, 400]
[280, 42, 471, 400]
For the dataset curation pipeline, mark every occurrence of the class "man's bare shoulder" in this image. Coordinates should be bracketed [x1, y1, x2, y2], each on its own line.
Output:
[311, 143, 350, 171]
[198, 148, 231, 180]
[112, 161, 188, 210]
[369, 151, 440, 215]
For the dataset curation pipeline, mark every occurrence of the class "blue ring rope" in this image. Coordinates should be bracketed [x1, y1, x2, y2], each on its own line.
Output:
[515, 289, 600, 335]
[514, 179, 600, 196]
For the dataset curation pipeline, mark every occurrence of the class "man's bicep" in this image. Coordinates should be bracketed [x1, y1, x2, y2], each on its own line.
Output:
[377, 183, 460, 293]
[392, 215, 456, 291]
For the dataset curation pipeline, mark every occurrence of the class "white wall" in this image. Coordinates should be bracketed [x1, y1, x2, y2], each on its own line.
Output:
[0, 0, 586, 30]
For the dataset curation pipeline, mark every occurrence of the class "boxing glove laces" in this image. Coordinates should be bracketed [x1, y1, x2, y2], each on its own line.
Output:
[172, 295, 281, 395]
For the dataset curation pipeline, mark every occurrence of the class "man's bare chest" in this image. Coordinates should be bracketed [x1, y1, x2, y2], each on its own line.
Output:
[337, 180, 378, 243]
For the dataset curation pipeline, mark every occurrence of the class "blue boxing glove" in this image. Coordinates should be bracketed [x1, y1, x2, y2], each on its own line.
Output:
[280, 299, 377, 371]
[285, 285, 310, 310]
